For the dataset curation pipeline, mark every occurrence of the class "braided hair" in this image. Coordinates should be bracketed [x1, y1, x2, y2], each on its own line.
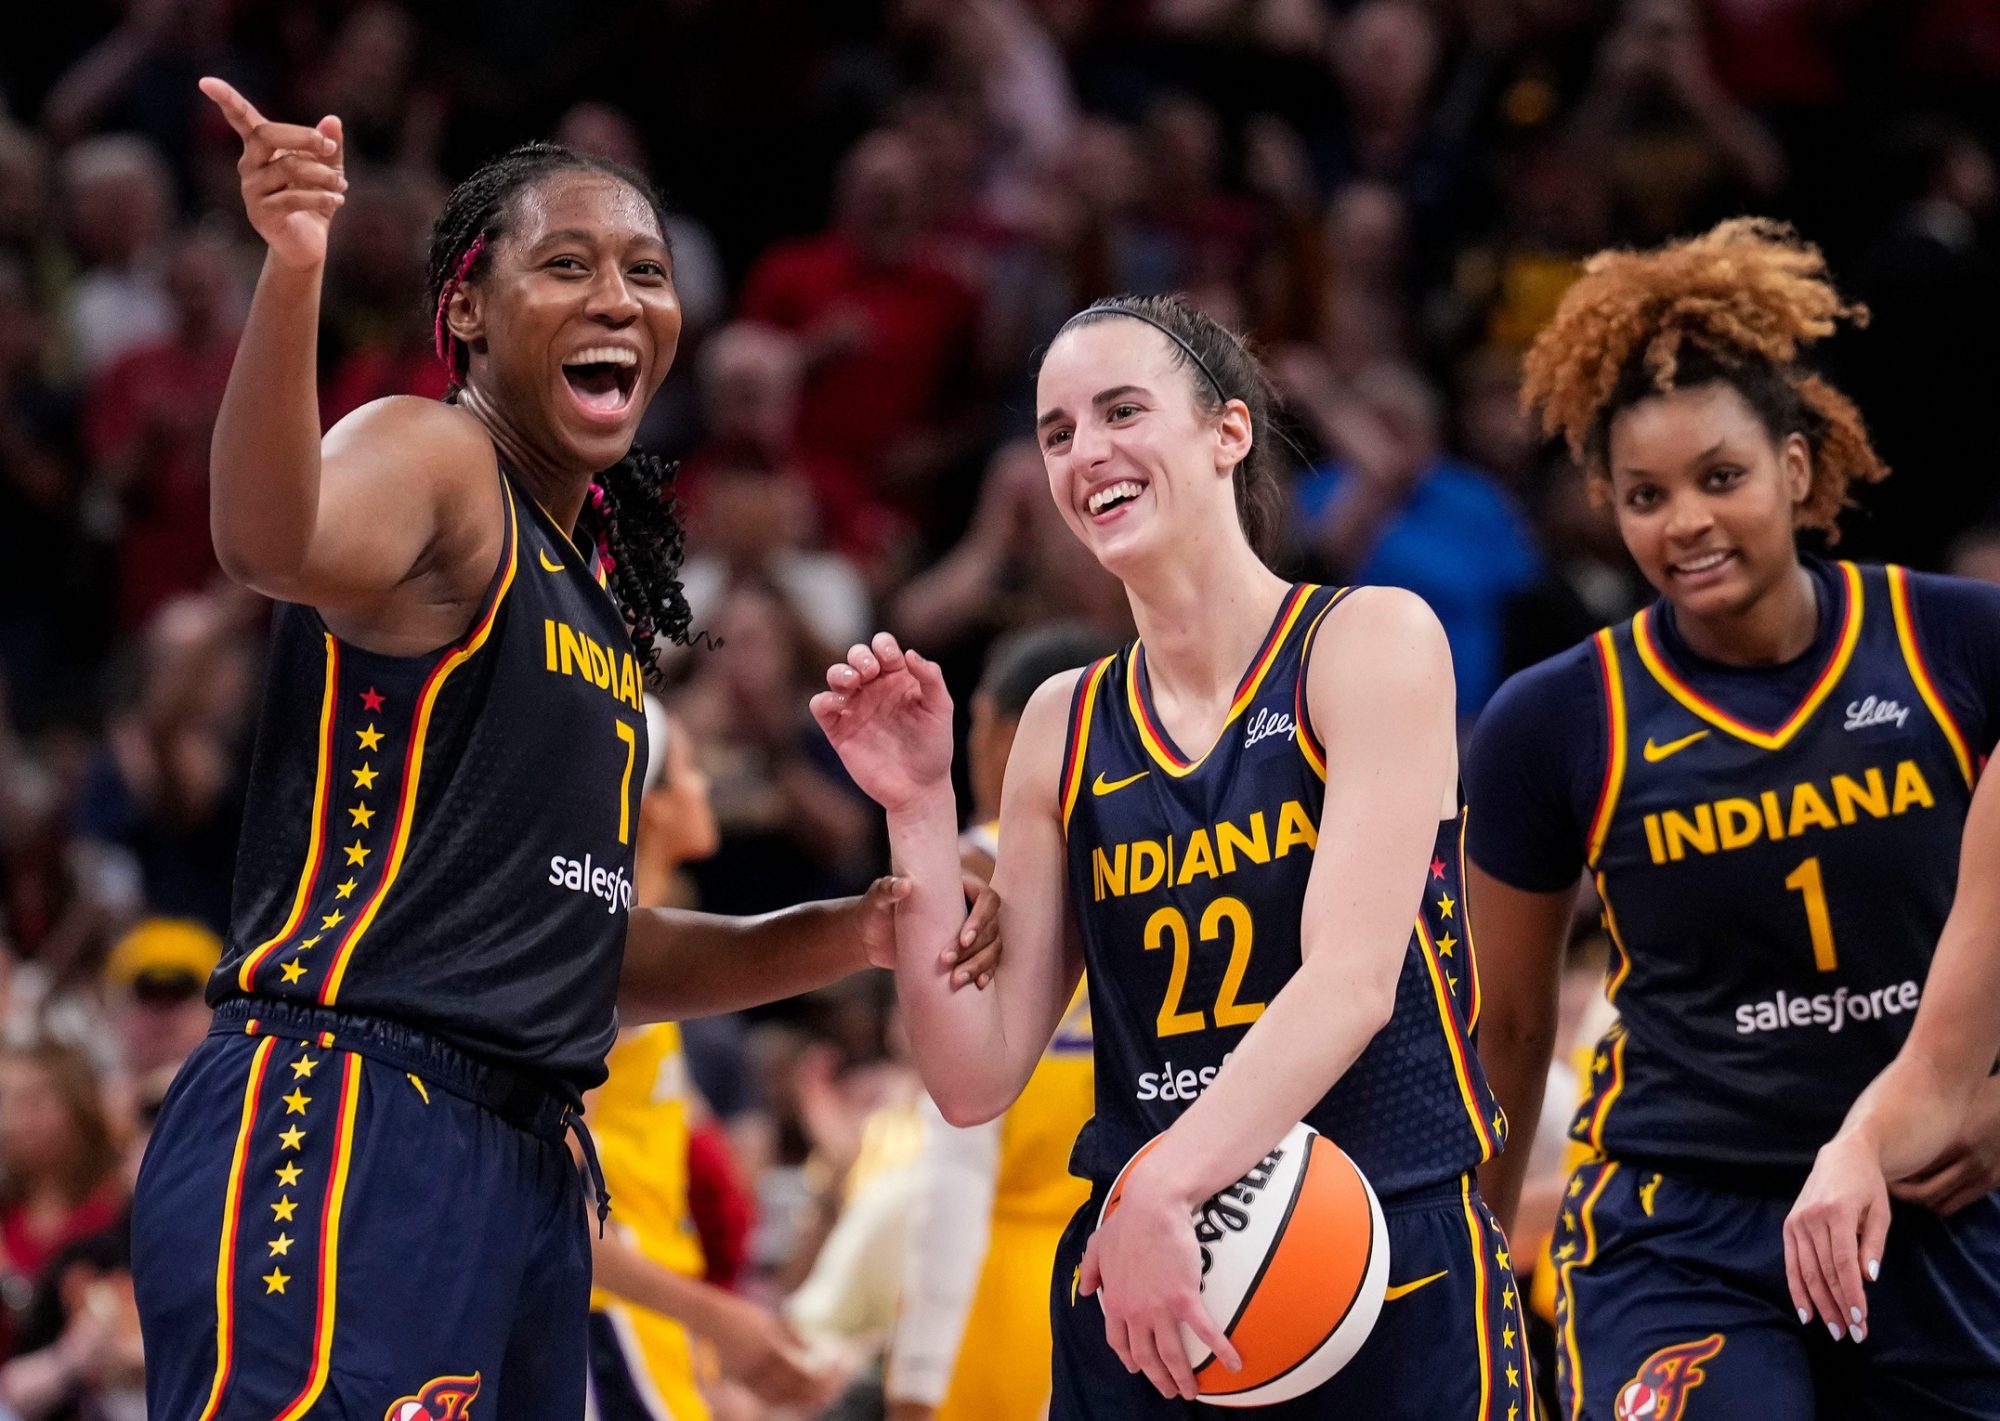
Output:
[425, 142, 699, 676]
[1521, 218, 1888, 539]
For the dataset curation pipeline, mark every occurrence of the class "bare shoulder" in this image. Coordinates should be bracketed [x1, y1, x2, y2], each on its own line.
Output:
[1004, 665, 1098, 812]
[323, 395, 496, 487]
[1308, 586, 1455, 716]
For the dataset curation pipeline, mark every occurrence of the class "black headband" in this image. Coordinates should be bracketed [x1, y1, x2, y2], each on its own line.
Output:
[1059, 305, 1227, 402]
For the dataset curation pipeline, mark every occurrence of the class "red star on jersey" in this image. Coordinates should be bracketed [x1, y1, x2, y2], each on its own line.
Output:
[1430, 855, 1447, 881]
[360, 687, 385, 712]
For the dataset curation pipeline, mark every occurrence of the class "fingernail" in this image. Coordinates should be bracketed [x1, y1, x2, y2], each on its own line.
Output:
[1852, 1323, 1866, 1343]
[1798, 1307, 1811, 1325]
[1828, 1322, 1844, 1341]
[1850, 1306, 1863, 1325]
[1867, 1258, 1880, 1281]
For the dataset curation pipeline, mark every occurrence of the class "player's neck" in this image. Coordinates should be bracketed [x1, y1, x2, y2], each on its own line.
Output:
[1673, 560, 1819, 667]
[459, 389, 597, 533]
[1125, 550, 1291, 710]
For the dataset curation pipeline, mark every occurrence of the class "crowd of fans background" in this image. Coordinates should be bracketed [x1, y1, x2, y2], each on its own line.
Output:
[0, 0, 1996, 1414]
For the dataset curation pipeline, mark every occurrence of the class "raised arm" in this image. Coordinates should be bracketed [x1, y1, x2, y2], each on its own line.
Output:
[812, 633, 1081, 1126]
[1786, 755, 2000, 1333]
[1082, 587, 1456, 1399]
[199, 78, 488, 618]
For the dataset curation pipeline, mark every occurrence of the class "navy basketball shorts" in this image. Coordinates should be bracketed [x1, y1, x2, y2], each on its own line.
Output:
[1552, 1156, 2000, 1420]
[133, 1000, 594, 1421]
[1050, 1175, 1538, 1420]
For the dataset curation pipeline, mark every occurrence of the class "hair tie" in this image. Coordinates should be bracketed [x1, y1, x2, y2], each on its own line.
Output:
[433, 232, 489, 371]
[1059, 304, 1227, 401]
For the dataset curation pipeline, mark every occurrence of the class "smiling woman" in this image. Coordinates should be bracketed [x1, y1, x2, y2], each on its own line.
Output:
[1463, 219, 2000, 1420]
[128, 81, 1007, 1421]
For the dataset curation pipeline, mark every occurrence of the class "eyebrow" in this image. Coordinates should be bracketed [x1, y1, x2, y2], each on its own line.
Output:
[529, 227, 669, 252]
[1617, 439, 1729, 480]
[1035, 384, 1150, 431]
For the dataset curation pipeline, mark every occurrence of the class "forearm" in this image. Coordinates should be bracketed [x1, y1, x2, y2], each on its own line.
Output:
[209, 254, 329, 583]
[885, 792, 1023, 1124]
[589, 1230, 732, 1337]
[1838, 1050, 1983, 1182]
[619, 898, 870, 1023]
[1141, 953, 1394, 1206]
[1474, 987, 1563, 1233]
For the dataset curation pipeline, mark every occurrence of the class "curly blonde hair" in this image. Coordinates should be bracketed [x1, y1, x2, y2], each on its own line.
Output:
[1520, 218, 1888, 536]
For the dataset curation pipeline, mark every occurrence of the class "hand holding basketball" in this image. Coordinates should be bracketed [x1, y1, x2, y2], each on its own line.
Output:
[1081, 1162, 1241, 1400]
[1784, 1133, 1889, 1341]
[811, 633, 954, 816]
[199, 77, 346, 271]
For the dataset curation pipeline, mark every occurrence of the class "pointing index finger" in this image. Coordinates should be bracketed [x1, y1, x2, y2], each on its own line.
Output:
[198, 77, 265, 137]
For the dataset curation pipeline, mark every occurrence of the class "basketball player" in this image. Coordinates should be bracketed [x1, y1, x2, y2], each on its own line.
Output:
[816, 294, 1530, 1418]
[1467, 218, 2000, 1419]
[131, 82, 998, 1421]
[886, 626, 1110, 1421]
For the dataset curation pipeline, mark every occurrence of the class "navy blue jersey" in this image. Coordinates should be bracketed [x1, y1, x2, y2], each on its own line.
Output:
[212, 469, 646, 1094]
[1060, 583, 1502, 1199]
[1468, 560, 1998, 1177]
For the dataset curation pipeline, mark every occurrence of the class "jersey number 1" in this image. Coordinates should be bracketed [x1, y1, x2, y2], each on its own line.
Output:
[1145, 898, 1265, 1037]
[1783, 856, 1838, 972]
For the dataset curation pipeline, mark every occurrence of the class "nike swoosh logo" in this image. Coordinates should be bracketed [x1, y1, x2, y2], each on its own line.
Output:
[1642, 730, 1709, 762]
[538, 548, 565, 573]
[1092, 770, 1149, 796]
[1383, 1269, 1449, 1302]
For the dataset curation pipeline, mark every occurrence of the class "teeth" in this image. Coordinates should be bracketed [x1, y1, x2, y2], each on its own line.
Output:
[1677, 551, 1730, 573]
[567, 347, 638, 367]
[1088, 481, 1144, 514]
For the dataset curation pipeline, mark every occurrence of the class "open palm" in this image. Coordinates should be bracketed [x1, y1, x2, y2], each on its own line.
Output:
[810, 633, 954, 814]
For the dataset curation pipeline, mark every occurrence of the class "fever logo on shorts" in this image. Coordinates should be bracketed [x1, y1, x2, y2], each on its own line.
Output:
[385, 1372, 482, 1421]
[1614, 1336, 1723, 1421]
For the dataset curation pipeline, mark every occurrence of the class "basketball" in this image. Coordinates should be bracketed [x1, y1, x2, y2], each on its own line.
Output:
[1098, 1121, 1389, 1408]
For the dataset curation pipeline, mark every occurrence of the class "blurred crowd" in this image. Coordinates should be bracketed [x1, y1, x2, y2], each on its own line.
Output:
[0, 0, 1998, 1414]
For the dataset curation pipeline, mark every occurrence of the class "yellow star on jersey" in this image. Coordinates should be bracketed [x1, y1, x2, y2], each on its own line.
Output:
[352, 763, 377, 790]
[356, 724, 384, 752]
[1508, 1404, 1519, 1421]
[1492, 1111, 1505, 1138]
[1437, 893, 1455, 919]
[1563, 1210, 1576, 1232]
[271, 1196, 298, 1222]
[1502, 1288, 1514, 1310]
[1569, 1175, 1585, 1198]
[282, 1088, 311, 1116]
[268, 1233, 294, 1258]
[1555, 1242, 1575, 1260]
[1502, 1326, 1517, 1349]
[263, 1268, 290, 1295]
[1495, 1246, 1511, 1269]
[1447, 973, 1459, 993]
[347, 803, 375, 829]
[1437, 933, 1456, 956]
[334, 878, 356, 899]
[343, 841, 371, 867]
[298, 934, 321, 949]
[1507, 1365, 1520, 1389]
[291, 1055, 318, 1080]
[279, 959, 306, 985]
[1594, 1052, 1609, 1074]
[275, 1162, 303, 1187]
[279, 1126, 305, 1152]
[320, 910, 345, 930]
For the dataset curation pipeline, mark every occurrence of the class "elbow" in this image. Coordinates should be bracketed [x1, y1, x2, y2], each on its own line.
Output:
[933, 1088, 1007, 1130]
[211, 521, 302, 600]
[1357, 974, 1398, 1041]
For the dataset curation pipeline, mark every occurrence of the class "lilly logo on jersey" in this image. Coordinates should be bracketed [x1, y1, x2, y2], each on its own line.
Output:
[1243, 707, 1295, 750]
[1844, 695, 1910, 732]
[1614, 1336, 1722, 1421]
[386, 1372, 481, 1421]
[1136, 1051, 1234, 1102]
[547, 852, 633, 915]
